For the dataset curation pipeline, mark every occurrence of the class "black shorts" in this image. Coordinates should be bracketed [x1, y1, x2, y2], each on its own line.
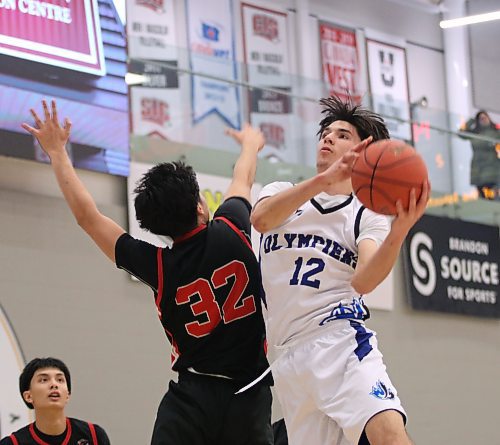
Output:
[151, 371, 273, 445]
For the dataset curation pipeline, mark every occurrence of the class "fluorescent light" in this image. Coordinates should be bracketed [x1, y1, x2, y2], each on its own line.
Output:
[440, 10, 500, 28]
[125, 73, 150, 85]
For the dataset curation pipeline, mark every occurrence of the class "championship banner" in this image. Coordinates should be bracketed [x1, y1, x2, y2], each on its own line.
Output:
[241, 3, 291, 88]
[366, 39, 411, 140]
[403, 215, 500, 318]
[126, 0, 178, 61]
[319, 21, 362, 103]
[241, 3, 296, 162]
[0, 0, 105, 75]
[186, 0, 240, 128]
[128, 162, 262, 255]
[0, 305, 31, 436]
[130, 86, 184, 140]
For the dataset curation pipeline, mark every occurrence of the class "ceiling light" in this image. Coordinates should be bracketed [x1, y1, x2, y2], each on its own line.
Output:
[440, 10, 500, 28]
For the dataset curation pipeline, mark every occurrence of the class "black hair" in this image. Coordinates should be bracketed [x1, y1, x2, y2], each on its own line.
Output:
[317, 96, 390, 141]
[134, 161, 200, 238]
[19, 357, 71, 409]
[473, 110, 496, 131]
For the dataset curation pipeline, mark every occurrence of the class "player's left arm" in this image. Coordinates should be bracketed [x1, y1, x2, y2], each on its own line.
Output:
[22, 100, 125, 263]
[224, 123, 265, 202]
[352, 182, 430, 294]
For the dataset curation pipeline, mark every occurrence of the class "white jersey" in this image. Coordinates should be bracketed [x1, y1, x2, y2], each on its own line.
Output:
[258, 181, 391, 347]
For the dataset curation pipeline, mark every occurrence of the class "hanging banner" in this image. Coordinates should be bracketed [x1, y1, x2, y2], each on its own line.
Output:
[403, 215, 500, 318]
[0, 305, 31, 436]
[366, 39, 411, 140]
[130, 86, 184, 140]
[241, 3, 291, 88]
[186, 0, 240, 128]
[126, 0, 178, 61]
[241, 3, 296, 162]
[319, 21, 362, 103]
[0, 0, 105, 75]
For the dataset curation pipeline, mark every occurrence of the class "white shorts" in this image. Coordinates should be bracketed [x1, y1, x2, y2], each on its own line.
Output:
[272, 320, 406, 445]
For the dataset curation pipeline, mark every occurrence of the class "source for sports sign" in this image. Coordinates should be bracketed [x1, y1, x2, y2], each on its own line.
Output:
[403, 215, 500, 318]
[0, 0, 106, 75]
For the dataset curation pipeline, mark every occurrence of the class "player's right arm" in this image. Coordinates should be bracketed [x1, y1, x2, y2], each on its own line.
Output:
[251, 137, 369, 233]
[22, 100, 125, 263]
[224, 123, 265, 202]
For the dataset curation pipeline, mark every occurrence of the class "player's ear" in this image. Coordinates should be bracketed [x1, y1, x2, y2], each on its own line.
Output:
[23, 390, 33, 405]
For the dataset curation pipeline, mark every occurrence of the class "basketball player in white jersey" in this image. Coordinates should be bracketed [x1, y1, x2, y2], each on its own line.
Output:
[252, 96, 429, 445]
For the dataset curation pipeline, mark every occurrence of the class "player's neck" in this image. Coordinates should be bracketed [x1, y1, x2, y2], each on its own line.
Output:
[324, 179, 353, 196]
[34, 410, 67, 435]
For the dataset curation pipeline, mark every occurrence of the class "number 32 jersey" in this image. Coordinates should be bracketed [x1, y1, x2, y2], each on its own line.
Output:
[257, 182, 391, 348]
[115, 197, 269, 384]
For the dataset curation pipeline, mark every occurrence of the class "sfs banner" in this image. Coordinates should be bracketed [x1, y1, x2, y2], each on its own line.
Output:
[403, 215, 499, 318]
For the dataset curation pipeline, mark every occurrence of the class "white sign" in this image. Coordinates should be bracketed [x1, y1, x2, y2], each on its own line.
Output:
[130, 86, 184, 140]
[241, 3, 291, 88]
[366, 39, 411, 140]
[186, 0, 240, 128]
[126, 0, 178, 60]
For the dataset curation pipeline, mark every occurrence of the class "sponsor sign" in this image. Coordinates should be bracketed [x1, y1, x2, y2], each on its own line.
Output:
[403, 215, 500, 318]
[0, 0, 106, 75]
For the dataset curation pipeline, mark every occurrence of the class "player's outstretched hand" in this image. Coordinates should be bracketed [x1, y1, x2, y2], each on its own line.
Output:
[392, 179, 430, 233]
[21, 99, 72, 159]
[225, 123, 265, 152]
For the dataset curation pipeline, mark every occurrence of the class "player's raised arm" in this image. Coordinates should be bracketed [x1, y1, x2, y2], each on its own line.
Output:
[224, 123, 265, 202]
[21, 100, 125, 262]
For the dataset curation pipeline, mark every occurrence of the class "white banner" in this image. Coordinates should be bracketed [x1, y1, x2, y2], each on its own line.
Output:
[126, 0, 178, 61]
[0, 305, 31, 436]
[366, 39, 411, 140]
[130, 87, 184, 140]
[319, 21, 362, 103]
[241, 3, 292, 88]
[128, 162, 262, 254]
[186, 0, 240, 128]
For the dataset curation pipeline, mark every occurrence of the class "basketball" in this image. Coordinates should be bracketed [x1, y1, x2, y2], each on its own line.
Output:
[351, 139, 428, 215]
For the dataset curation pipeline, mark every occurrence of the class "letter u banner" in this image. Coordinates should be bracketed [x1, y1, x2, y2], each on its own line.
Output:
[402, 215, 500, 318]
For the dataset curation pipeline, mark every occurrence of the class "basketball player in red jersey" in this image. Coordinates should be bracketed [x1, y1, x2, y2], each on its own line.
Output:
[22, 100, 273, 445]
[0, 357, 109, 445]
[252, 96, 430, 445]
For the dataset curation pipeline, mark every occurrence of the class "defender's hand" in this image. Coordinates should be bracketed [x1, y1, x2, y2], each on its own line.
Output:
[226, 123, 265, 152]
[21, 100, 72, 158]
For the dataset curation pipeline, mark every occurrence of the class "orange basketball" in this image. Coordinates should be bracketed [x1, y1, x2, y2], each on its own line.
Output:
[351, 139, 428, 215]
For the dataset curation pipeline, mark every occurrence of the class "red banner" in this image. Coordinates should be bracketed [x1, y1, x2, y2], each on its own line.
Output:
[319, 22, 361, 103]
[0, 0, 105, 75]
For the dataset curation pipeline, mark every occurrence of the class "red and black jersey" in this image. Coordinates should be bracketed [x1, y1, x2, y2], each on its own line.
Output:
[0, 418, 109, 445]
[115, 197, 270, 384]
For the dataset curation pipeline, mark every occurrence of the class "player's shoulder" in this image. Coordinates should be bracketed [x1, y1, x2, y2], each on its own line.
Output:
[0, 425, 30, 444]
[259, 181, 294, 198]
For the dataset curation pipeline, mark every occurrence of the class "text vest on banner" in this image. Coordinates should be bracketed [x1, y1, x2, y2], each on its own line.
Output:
[402, 215, 500, 318]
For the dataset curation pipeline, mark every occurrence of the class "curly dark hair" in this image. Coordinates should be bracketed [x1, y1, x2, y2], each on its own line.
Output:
[317, 96, 389, 141]
[20, 357, 71, 409]
[134, 162, 200, 237]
